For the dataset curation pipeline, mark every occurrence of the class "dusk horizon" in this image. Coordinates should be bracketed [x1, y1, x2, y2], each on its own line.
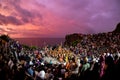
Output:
[0, 0, 120, 38]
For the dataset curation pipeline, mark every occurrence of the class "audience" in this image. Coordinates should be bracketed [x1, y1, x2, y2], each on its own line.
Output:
[0, 32, 120, 80]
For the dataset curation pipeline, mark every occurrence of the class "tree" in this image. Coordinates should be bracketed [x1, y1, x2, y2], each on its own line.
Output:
[0, 34, 10, 42]
[64, 33, 82, 46]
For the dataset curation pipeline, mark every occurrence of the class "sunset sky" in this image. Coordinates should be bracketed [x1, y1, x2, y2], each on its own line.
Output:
[0, 0, 120, 38]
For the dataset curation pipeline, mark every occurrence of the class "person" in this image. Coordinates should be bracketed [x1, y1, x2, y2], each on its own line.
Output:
[36, 66, 45, 80]
[80, 57, 90, 80]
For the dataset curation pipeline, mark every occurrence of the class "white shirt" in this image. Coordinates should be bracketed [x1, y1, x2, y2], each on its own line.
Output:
[38, 70, 45, 79]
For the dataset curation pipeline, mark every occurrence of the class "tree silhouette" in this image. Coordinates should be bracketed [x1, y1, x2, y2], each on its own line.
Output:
[0, 34, 10, 42]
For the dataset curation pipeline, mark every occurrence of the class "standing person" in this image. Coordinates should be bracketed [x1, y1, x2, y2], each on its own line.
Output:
[80, 57, 90, 80]
[99, 53, 105, 78]
[36, 66, 45, 80]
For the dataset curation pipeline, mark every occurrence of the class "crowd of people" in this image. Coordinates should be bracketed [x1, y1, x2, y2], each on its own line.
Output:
[0, 32, 120, 80]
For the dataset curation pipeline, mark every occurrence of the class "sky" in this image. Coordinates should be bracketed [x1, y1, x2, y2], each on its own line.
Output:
[0, 0, 120, 38]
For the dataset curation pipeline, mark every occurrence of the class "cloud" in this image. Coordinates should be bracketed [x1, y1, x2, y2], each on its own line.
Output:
[12, 0, 43, 25]
[0, 0, 120, 38]
[0, 14, 23, 25]
[0, 0, 43, 26]
[0, 27, 5, 32]
[6, 27, 13, 31]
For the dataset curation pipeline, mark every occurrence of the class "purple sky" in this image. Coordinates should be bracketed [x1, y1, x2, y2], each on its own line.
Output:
[0, 0, 120, 38]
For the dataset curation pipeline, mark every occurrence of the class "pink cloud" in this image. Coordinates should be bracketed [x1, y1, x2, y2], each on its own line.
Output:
[0, 0, 120, 38]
